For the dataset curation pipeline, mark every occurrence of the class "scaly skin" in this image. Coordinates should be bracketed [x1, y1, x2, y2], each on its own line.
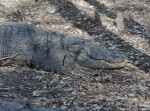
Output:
[0, 99, 64, 111]
[0, 22, 126, 74]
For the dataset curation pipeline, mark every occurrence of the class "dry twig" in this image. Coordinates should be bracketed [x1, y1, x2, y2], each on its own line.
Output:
[0, 53, 20, 61]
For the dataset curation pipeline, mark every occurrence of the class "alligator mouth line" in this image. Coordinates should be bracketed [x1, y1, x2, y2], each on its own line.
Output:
[75, 52, 127, 69]
[87, 53, 126, 64]
[94, 59, 127, 69]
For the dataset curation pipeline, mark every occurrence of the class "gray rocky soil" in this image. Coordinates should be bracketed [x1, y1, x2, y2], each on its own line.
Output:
[0, 0, 150, 110]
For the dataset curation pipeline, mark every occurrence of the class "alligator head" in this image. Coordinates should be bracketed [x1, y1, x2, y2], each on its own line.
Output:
[48, 33, 126, 69]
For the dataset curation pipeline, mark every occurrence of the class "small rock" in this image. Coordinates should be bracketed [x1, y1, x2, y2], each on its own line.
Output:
[36, 76, 44, 80]
[108, 45, 117, 50]
[64, 26, 70, 29]
[46, 5, 57, 14]
[80, 11, 85, 15]
[134, 61, 140, 65]
[32, 90, 43, 97]
[128, 93, 135, 97]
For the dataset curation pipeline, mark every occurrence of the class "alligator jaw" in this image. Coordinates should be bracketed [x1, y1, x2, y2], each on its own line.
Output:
[74, 52, 127, 69]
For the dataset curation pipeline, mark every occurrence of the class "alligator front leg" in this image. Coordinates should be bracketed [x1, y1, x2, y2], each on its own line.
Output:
[32, 49, 70, 74]
[38, 59, 70, 74]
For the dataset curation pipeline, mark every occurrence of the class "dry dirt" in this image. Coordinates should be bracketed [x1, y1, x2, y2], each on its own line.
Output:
[0, 0, 150, 110]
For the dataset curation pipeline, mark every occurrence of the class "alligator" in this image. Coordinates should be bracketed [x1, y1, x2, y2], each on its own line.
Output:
[0, 99, 64, 111]
[0, 22, 126, 74]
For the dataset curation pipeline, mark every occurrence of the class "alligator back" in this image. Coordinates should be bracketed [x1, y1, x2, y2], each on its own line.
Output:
[0, 22, 48, 65]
